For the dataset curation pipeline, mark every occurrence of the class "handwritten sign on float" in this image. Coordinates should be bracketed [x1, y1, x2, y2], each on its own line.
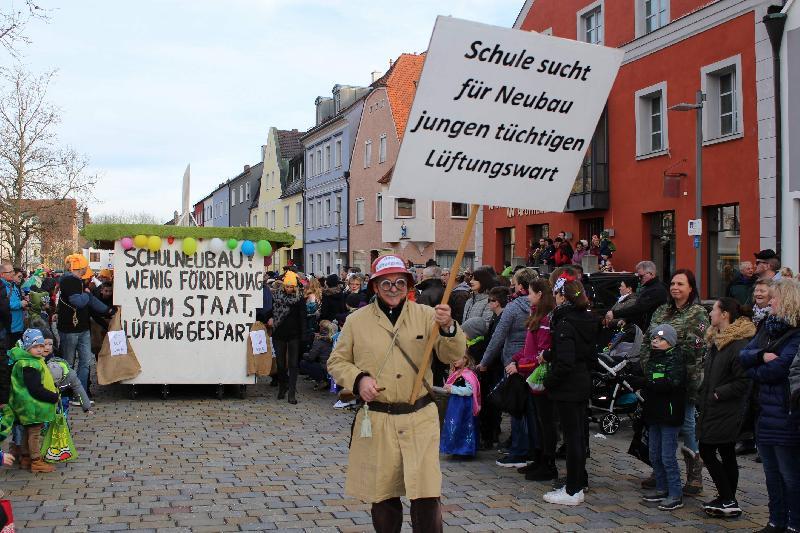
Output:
[389, 16, 624, 211]
[113, 240, 264, 385]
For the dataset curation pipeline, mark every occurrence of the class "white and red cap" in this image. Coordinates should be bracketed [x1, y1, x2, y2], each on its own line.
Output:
[371, 254, 414, 282]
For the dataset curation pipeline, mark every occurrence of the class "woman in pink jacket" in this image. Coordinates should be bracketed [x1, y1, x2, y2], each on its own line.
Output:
[507, 277, 555, 481]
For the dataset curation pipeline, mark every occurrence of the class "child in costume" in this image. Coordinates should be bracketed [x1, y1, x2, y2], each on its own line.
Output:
[440, 353, 482, 458]
[8, 329, 59, 473]
[47, 356, 91, 417]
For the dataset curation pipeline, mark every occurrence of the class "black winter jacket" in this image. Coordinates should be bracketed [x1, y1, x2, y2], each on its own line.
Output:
[416, 278, 445, 308]
[303, 337, 333, 366]
[643, 347, 686, 426]
[320, 288, 346, 322]
[697, 318, 754, 444]
[272, 299, 307, 341]
[543, 304, 598, 402]
[612, 277, 669, 331]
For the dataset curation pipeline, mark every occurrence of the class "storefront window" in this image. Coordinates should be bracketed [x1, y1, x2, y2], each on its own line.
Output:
[499, 227, 516, 265]
[707, 204, 740, 299]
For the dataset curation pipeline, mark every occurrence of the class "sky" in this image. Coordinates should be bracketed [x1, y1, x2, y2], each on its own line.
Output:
[8, 0, 521, 221]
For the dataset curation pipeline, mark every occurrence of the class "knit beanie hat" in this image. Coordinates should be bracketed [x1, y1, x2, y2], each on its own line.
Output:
[22, 329, 45, 350]
[461, 317, 486, 340]
[650, 324, 678, 347]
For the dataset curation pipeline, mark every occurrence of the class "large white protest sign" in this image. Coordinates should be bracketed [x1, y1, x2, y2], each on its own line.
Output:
[389, 16, 624, 211]
[113, 240, 264, 384]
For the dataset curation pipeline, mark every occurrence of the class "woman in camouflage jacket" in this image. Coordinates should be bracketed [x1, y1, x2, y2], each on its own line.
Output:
[639, 269, 709, 495]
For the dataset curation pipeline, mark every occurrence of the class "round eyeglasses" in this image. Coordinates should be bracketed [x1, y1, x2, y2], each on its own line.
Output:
[378, 278, 408, 292]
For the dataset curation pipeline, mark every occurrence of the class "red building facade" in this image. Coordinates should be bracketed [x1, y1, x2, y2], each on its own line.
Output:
[482, 0, 779, 298]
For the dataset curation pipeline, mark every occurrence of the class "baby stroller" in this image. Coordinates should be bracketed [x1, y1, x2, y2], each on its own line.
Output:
[590, 325, 645, 434]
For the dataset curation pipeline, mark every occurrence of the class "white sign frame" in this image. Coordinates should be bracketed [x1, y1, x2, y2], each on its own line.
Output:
[113, 240, 261, 385]
[389, 16, 624, 211]
[687, 219, 702, 236]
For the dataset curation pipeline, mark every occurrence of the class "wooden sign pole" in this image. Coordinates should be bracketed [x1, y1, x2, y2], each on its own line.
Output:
[409, 204, 479, 403]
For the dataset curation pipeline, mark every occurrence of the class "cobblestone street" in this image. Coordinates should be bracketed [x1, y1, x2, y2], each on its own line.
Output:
[1, 381, 770, 532]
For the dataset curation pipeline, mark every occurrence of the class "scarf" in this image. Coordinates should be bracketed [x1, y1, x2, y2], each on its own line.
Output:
[446, 367, 481, 416]
[273, 288, 301, 328]
[705, 317, 756, 350]
[752, 304, 771, 327]
[764, 314, 791, 340]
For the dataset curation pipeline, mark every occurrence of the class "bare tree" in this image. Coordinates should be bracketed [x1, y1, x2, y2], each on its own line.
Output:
[91, 211, 163, 225]
[0, 1, 49, 57]
[0, 67, 97, 268]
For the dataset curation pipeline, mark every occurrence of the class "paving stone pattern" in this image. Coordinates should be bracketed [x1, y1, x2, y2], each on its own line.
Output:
[1, 381, 770, 532]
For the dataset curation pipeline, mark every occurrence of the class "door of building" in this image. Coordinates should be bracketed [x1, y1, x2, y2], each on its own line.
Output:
[579, 218, 604, 242]
[499, 227, 515, 266]
[707, 204, 740, 299]
[525, 224, 549, 261]
[650, 211, 676, 282]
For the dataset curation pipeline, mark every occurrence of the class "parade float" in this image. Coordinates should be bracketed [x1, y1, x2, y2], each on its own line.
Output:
[81, 223, 294, 400]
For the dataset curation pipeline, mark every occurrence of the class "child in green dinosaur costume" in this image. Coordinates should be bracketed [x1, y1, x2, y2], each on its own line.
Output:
[8, 329, 59, 473]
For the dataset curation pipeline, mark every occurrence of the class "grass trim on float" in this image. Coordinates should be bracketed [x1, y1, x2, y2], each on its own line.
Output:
[81, 224, 295, 248]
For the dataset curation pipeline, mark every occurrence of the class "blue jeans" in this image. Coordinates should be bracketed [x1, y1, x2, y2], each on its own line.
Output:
[758, 443, 800, 529]
[60, 330, 93, 394]
[649, 424, 682, 498]
[680, 402, 698, 453]
[508, 414, 528, 458]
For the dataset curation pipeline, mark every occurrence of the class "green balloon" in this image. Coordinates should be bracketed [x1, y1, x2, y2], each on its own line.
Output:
[226, 238, 238, 250]
[256, 240, 272, 256]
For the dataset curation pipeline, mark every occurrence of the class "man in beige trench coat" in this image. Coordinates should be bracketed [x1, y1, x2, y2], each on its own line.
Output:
[327, 254, 466, 532]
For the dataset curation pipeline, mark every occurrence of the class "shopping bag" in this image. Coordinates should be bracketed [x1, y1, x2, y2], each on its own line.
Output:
[526, 363, 549, 394]
[487, 374, 527, 417]
[40, 410, 77, 463]
[0, 497, 15, 532]
[246, 321, 274, 377]
[96, 308, 142, 385]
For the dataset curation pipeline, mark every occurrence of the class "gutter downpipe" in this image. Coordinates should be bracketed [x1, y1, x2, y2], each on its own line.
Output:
[764, 5, 787, 256]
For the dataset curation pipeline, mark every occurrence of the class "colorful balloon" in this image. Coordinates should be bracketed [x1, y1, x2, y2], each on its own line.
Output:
[241, 240, 255, 256]
[209, 237, 225, 253]
[256, 240, 272, 256]
[120, 237, 134, 250]
[167, 236, 175, 244]
[147, 235, 162, 252]
[182, 237, 197, 255]
[133, 235, 148, 248]
[227, 238, 238, 250]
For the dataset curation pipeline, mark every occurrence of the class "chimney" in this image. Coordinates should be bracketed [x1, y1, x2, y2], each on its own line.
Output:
[371, 70, 382, 82]
[244, 164, 251, 172]
[388, 58, 394, 68]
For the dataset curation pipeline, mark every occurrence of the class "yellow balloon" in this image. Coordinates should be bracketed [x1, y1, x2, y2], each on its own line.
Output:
[147, 235, 162, 252]
[182, 237, 197, 255]
[133, 235, 148, 248]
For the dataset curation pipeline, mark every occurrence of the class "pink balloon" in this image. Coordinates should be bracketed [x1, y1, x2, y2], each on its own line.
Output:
[121, 237, 134, 250]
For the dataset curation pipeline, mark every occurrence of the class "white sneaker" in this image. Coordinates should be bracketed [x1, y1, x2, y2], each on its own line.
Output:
[333, 399, 356, 409]
[544, 488, 584, 506]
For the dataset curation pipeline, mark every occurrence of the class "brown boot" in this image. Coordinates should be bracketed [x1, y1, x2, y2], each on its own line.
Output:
[19, 454, 31, 470]
[30, 458, 55, 473]
[682, 449, 703, 495]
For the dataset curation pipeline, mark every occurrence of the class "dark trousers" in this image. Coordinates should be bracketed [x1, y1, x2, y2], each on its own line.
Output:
[479, 364, 502, 444]
[371, 497, 442, 533]
[534, 394, 557, 457]
[298, 359, 327, 383]
[556, 400, 588, 495]
[273, 337, 300, 394]
[699, 442, 739, 501]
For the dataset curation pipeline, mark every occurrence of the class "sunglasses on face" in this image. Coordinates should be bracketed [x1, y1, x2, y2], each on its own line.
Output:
[378, 278, 407, 291]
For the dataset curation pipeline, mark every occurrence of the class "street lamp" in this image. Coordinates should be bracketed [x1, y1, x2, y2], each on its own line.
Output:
[668, 90, 706, 298]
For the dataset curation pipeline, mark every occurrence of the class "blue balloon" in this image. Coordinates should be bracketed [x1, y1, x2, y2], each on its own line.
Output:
[241, 240, 255, 256]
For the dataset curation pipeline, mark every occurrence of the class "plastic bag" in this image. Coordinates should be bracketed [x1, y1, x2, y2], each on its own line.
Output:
[0, 497, 15, 532]
[40, 409, 77, 464]
[526, 362, 549, 393]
